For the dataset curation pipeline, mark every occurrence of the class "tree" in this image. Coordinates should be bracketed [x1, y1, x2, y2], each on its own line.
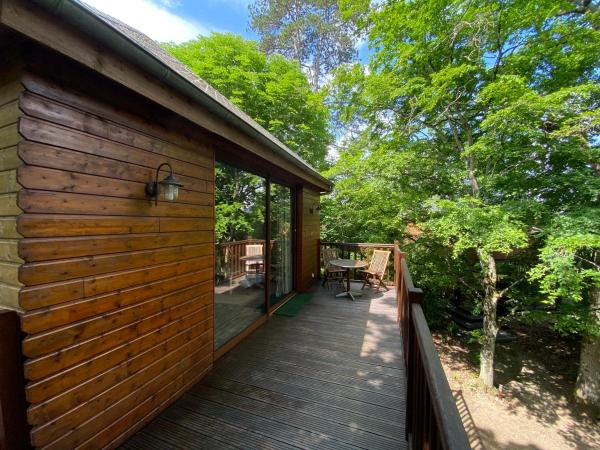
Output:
[330, 0, 600, 386]
[249, 0, 357, 89]
[163, 33, 332, 170]
[214, 163, 265, 243]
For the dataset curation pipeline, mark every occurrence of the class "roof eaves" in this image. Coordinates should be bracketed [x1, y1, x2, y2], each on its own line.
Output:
[31, 0, 332, 191]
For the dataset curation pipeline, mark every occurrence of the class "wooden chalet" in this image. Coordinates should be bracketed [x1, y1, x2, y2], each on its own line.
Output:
[0, 1, 470, 449]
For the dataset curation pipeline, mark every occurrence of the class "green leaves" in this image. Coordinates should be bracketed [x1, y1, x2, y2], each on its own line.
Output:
[322, 0, 600, 333]
[528, 209, 600, 336]
[164, 33, 332, 170]
[530, 210, 600, 298]
[249, 0, 358, 89]
[425, 197, 529, 259]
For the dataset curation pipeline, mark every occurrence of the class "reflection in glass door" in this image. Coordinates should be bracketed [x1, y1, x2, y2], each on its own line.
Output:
[269, 183, 293, 307]
[214, 162, 266, 349]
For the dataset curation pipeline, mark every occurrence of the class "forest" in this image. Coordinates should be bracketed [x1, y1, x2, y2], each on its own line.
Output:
[163, 0, 600, 418]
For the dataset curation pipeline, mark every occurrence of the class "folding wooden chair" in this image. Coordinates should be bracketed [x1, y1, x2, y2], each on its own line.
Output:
[360, 250, 390, 291]
[321, 247, 345, 289]
[245, 244, 264, 275]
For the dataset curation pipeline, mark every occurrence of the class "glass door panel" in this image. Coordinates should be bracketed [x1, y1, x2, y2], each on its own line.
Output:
[214, 162, 266, 349]
[269, 183, 293, 307]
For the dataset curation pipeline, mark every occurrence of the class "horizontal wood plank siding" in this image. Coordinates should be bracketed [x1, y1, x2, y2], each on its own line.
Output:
[299, 187, 320, 292]
[0, 0, 329, 192]
[17, 69, 215, 449]
[0, 64, 23, 311]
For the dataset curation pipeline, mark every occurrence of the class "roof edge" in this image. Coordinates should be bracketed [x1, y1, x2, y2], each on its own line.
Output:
[29, 0, 332, 192]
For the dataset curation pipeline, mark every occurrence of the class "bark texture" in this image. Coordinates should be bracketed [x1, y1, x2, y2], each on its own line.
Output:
[574, 263, 600, 407]
[479, 252, 499, 386]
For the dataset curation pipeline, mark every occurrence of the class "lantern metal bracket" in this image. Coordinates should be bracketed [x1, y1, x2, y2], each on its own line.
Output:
[146, 162, 182, 205]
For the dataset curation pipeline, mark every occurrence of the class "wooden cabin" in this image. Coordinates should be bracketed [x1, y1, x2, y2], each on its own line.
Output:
[0, 0, 332, 448]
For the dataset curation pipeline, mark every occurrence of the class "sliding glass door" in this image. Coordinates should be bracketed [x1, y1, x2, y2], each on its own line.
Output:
[214, 162, 266, 349]
[214, 162, 295, 350]
[269, 183, 293, 306]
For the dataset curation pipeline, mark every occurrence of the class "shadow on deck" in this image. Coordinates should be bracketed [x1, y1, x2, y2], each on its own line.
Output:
[122, 283, 407, 450]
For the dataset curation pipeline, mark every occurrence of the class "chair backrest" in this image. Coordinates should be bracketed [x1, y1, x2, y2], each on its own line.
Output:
[322, 247, 339, 268]
[246, 244, 263, 257]
[368, 250, 391, 276]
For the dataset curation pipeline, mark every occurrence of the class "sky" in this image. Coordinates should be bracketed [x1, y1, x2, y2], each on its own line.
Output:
[82, 0, 259, 43]
[81, 0, 367, 156]
[82, 0, 369, 60]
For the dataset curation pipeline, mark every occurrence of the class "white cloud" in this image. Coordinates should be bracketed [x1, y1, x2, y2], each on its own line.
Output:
[206, 0, 252, 6]
[354, 36, 368, 51]
[83, 0, 212, 43]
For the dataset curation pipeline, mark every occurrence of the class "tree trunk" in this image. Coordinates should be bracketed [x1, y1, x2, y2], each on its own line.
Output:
[479, 251, 499, 387]
[574, 251, 600, 407]
[575, 163, 600, 406]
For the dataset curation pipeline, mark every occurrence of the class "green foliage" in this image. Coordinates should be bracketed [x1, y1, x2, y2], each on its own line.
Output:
[164, 33, 332, 170]
[425, 198, 528, 259]
[249, 0, 357, 88]
[529, 208, 600, 336]
[324, 0, 600, 337]
[215, 163, 265, 242]
[468, 329, 484, 346]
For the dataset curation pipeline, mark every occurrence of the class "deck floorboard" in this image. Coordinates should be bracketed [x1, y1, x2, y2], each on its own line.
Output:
[121, 283, 407, 450]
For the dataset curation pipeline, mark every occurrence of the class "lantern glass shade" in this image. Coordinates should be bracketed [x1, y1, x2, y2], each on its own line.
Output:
[162, 182, 179, 201]
[147, 163, 183, 205]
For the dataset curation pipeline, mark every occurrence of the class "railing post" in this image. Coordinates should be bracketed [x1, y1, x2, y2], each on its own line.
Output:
[0, 309, 29, 450]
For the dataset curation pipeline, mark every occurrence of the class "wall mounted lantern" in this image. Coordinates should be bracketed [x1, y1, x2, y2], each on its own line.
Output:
[146, 162, 183, 205]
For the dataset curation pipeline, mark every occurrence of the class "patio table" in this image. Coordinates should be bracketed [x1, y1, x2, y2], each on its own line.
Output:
[240, 254, 265, 286]
[329, 258, 369, 301]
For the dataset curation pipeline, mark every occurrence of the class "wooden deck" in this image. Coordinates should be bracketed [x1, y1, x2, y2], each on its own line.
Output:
[121, 283, 407, 450]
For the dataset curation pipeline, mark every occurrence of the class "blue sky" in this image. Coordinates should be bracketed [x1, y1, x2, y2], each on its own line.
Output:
[83, 0, 260, 43]
[82, 0, 368, 60]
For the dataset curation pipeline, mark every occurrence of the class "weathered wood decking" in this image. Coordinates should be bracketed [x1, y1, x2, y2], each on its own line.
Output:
[122, 283, 407, 450]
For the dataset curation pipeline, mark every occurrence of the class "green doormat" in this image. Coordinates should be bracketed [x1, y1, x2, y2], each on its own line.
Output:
[274, 293, 312, 317]
[257, 293, 287, 313]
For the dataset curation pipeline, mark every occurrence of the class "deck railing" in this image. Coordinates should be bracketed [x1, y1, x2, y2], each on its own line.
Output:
[216, 238, 266, 281]
[0, 309, 29, 450]
[319, 241, 395, 284]
[393, 241, 470, 450]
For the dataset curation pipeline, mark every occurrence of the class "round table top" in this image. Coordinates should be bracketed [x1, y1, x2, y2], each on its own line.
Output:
[330, 259, 368, 269]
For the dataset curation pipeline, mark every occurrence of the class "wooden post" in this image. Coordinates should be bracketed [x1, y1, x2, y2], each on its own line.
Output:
[265, 177, 271, 316]
[294, 184, 303, 291]
[316, 238, 321, 281]
[0, 309, 30, 450]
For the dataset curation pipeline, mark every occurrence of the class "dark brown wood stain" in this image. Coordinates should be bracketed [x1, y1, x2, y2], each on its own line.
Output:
[123, 285, 408, 450]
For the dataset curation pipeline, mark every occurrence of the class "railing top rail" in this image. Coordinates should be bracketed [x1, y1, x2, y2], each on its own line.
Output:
[411, 303, 471, 450]
[320, 241, 395, 248]
[218, 238, 264, 244]
[400, 257, 420, 291]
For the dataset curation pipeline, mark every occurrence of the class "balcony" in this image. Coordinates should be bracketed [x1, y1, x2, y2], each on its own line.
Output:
[0, 242, 468, 450]
[119, 242, 469, 450]
[123, 282, 406, 450]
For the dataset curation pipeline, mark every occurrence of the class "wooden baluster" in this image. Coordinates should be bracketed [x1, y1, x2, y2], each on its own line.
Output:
[237, 242, 241, 278]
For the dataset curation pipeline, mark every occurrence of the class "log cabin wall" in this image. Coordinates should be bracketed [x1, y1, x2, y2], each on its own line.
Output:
[0, 63, 24, 311]
[16, 55, 216, 449]
[299, 187, 320, 292]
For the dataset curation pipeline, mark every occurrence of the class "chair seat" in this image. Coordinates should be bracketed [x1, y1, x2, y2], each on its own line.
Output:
[359, 249, 391, 292]
[359, 268, 378, 275]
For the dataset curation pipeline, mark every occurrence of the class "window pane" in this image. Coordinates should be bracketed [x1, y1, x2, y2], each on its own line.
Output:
[269, 183, 293, 306]
[215, 162, 266, 349]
